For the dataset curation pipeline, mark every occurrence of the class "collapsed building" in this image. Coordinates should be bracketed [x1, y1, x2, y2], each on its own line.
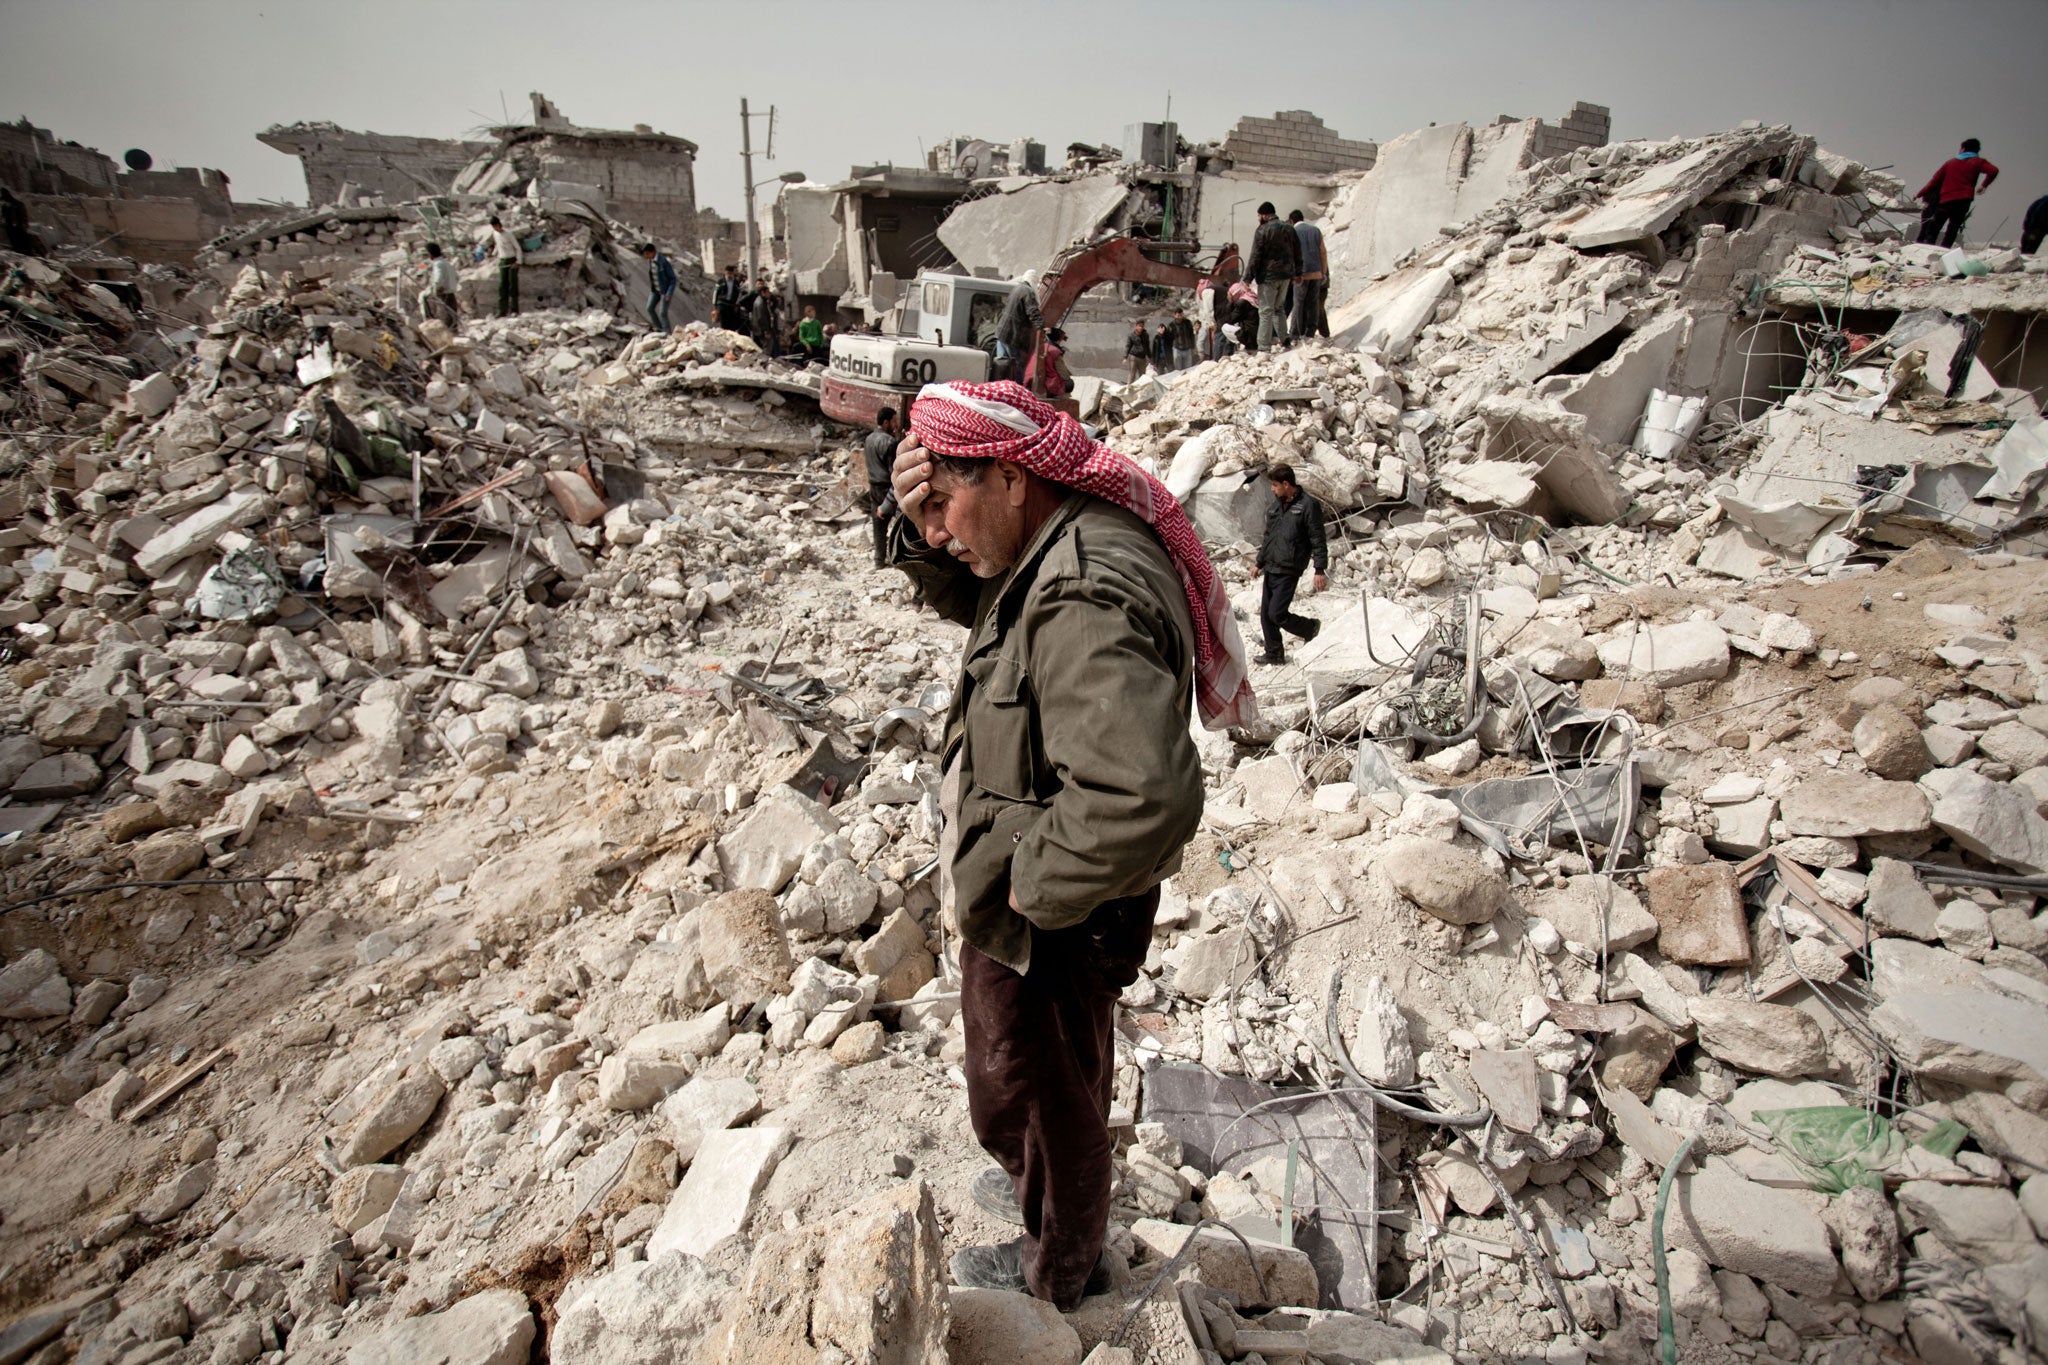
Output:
[0, 118, 246, 265]
[4, 84, 2048, 1365]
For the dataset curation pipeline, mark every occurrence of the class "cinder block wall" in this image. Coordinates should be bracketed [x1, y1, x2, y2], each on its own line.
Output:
[1220, 111, 1378, 176]
[1529, 102, 1612, 163]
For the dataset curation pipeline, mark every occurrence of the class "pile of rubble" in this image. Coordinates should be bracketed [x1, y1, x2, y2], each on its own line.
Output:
[2, 117, 2047, 1365]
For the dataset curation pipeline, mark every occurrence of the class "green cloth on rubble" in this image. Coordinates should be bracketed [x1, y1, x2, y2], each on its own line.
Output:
[1753, 1106, 1969, 1193]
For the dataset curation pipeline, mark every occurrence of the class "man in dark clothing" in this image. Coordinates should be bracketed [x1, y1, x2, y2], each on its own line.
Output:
[1254, 463, 1326, 665]
[995, 277, 1044, 388]
[1151, 322, 1174, 375]
[1242, 201, 1302, 351]
[749, 283, 779, 355]
[2023, 194, 2048, 256]
[1917, 139, 2000, 248]
[861, 407, 901, 568]
[641, 243, 677, 333]
[1169, 308, 1196, 369]
[714, 264, 744, 330]
[1228, 287, 1263, 354]
[1123, 320, 1150, 383]
[1288, 209, 1329, 341]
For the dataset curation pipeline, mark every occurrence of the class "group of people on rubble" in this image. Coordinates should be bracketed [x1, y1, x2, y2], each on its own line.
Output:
[711, 263, 834, 361]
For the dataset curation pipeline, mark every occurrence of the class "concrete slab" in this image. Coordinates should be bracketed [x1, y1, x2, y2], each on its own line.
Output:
[937, 174, 1129, 280]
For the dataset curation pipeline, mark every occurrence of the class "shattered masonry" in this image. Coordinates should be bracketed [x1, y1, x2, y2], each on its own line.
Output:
[2, 88, 2048, 1365]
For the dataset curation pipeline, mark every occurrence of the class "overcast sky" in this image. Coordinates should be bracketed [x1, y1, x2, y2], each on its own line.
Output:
[4, 0, 2043, 239]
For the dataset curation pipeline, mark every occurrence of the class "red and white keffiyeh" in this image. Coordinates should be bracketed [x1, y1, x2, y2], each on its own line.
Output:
[909, 380, 1256, 730]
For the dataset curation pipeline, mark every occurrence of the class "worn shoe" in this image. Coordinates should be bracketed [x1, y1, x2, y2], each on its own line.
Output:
[949, 1238, 1027, 1293]
[1303, 617, 1322, 642]
[972, 1166, 1023, 1226]
[1256, 652, 1285, 666]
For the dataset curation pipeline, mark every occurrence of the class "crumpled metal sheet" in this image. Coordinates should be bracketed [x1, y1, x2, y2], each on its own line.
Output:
[186, 547, 285, 622]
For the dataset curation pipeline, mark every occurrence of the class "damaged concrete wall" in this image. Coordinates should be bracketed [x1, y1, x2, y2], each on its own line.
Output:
[779, 185, 847, 296]
[1219, 110, 1377, 176]
[936, 173, 1129, 280]
[257, 123, 491, 207]
[1193, 173, 1332, 252]
[1326, 118, 1539, 303]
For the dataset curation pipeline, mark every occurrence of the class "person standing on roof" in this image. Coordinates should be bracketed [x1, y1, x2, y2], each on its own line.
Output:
[641, 243, 677, 334]
[1288, 209, 1330, 341]
[995, 272, 1044, 390]
[1242, 201, 1302, 351]
[884, 379, 1252, 1311]
[1916, 139, 1999, 248]
[1253, 463, 1326, 667]
[489, 216, 522, 316]
[2022, 194, 2048, 256]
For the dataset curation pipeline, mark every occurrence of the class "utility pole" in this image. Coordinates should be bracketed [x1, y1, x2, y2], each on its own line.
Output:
[739, 99, 777, 281]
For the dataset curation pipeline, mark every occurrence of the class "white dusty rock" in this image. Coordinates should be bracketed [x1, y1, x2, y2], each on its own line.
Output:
[1896, 1181, 2040, 1267]
[1920, 766, 2048, 874]
[1595, 621, 1729, 688]
[1376, 836, 1506, 925]
[1824, 1185, 1900, 1301]
[1863, 858, 1942, 940]
[1685, 998, 1827, 1077]
[345, 1287, 534, 1365]
[1870, 978, 2048, 1090]
[337, 1073, 444, 1168]
[1778, 773, 1931, 838]
[551, 1251, 729, 1365]
[705, 1180, 950, 1362]
[1130, 1219, 1319, 1307]
[658, 1076, 762, 1163]
[717, 785, 840, 893]
[946, 1289, 1083, 1365]
[695, 888, 795, 1008]
[1350, 974, 1416, 1087]
[136, 1160, 213, 1224]
[0, 949, 72, 1019]
[1663, 1167, 1839, 1297]
[329, 1164, 405, 1233]
[1528, 874, 1657, 952]
[647, 1127, 791, 1260]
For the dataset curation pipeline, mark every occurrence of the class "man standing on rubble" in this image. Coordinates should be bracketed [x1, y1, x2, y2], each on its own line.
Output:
[1916, 139, 1999, 248]
[2023, 193, 2048, 256]
[488, 216, 522, 316]
[886, 379, 1253, 1311]
[1288, 209, 1329, 342]
[749, 281, 779, 356]
[1253, 462, 1326, 666]
[715, 264, 745, 331]
[1123, 319, 1150, 383]
[861, 406, 902, 569]
[641, 243, 677, 334]
[1169, 307, 1196, 370]
[1243, 201, 1301, 351]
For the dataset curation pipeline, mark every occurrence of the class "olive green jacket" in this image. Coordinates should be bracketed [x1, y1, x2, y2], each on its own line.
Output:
[891, 493, 1204, 974]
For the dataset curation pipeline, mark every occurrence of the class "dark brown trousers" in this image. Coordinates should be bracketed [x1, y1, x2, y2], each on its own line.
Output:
[962, 888, 1157, 1308]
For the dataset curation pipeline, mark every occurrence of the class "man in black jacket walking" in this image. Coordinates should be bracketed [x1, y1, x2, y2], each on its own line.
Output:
[861, 407, 902, 568]
[1254, 463, 1326, 665]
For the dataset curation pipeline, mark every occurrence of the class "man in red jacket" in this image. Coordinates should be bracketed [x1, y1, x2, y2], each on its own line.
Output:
[1917, 139, 2000, 248]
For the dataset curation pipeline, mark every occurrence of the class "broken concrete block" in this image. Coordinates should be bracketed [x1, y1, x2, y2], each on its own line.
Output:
[1595, 621, 1729, 687]
[704, 1186, 950, 1365]
[1173, 930, 1256, 1000]
[1686, 997, 1827, 1077]
[1468, 1049, 1541, 1133]
[30, 694, 126, 749]
[717, 784, 839, 894]
[1664, 1167, 1839, 1297]
[1920, 766, 2048, 874]
[1897, 1181, 2038, 1267]
[647, 1126, 792, 1260]
[1527, 874, 1658, 952]
[597, 1054, 691, 1113]
[1779, 773, 1931, 839]
[330, 1164, 406, 1233]
[337, 1072, 444, 1168]
[696, 888, 794, 1008]
[0, 948, 71, 1020]
[947, 1289, 1082, 1365]
[11, 752, 101, 799]
[1708, 797, 1775, 857]
[1597, 1006, 1676, 1100]
[134, 488, 272, 577]
[135, 1160, 214, 1224]
[127, 371, 176, 418]
[1854, 705, 1933, 780]
[1351, 973, 1415, 1087]
[1645, 862, 1750, 966]
[1863, 858, 1941, 940]
[344, 1287, 534, 1365]
[1130, 1219, 1318, 1307]
[1377, 835, 1506, 925]
[1870, 980, 2048, 1090]
[552, 1249, 729, 1365]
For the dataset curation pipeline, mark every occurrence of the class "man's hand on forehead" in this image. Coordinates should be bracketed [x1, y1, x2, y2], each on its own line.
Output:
[891, 435, 934, 522]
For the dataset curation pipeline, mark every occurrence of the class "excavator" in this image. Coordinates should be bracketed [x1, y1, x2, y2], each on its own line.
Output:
[819, 235, 1240, 428]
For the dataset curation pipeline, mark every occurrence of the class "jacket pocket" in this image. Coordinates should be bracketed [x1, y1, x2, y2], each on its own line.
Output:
[964, 653, 1038, 802]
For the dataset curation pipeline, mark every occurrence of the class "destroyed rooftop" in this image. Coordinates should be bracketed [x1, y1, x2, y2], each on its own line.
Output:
[2, 85, 2048, 1365]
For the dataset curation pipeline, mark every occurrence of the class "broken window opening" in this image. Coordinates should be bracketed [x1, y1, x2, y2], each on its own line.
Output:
[1548, 322, 1634, 377]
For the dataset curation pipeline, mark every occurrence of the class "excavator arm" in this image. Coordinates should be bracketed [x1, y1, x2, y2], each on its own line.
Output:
[1035, 237, 1242, 328]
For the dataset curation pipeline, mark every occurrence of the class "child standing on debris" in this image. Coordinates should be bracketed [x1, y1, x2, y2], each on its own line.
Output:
[1916, 139, 1999, 249]
[420, 242, 460, 329]
[641, 243, 677, 334]
[489, 216, 522, 316]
